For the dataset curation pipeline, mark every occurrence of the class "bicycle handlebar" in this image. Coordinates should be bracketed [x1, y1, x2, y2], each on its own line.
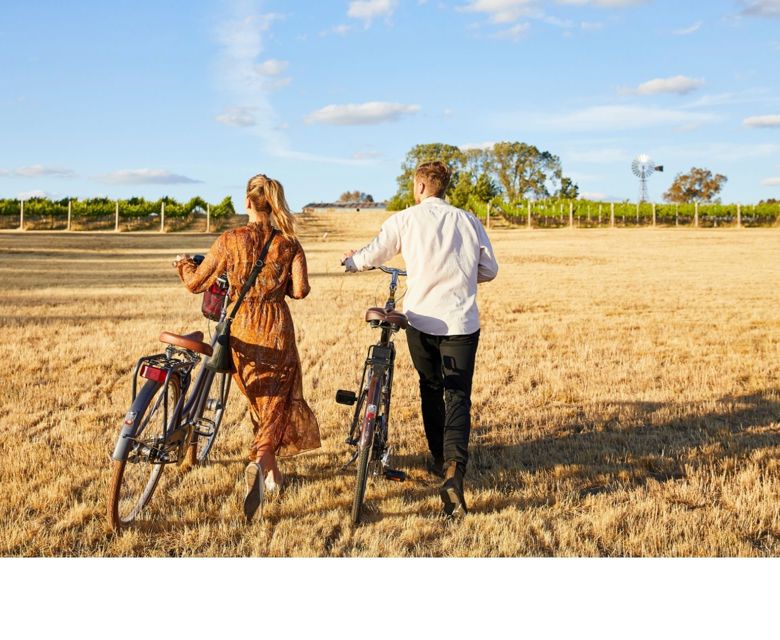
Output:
[377, 266, 407, 277]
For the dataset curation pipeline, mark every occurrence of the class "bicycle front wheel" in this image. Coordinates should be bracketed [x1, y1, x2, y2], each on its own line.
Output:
[351, 373, 382, 526]
[107, 376, 181, 530]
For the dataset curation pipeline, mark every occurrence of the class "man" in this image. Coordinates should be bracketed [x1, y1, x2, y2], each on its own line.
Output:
[342, 160, 498, 518]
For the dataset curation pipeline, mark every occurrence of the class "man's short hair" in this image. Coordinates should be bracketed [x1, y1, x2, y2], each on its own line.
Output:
[414, 161, 451, 198]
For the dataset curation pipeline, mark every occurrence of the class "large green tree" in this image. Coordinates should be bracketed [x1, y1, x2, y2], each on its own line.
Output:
[387, 143, 466, 210]
[490, 142, 563, 201]
[663, 167, 727, 203]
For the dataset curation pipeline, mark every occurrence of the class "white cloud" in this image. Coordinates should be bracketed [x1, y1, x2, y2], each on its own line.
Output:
[501, 104, 719, 132]
[18, 190, 52, 200]
[14, 165, 75, 177]
[320, 24, 352, 36]
[462, 0, 541, 24]
[740, 0, 780, 17]
[762, 177, 780, 186]
[348, 0, 398, 23]
[216, 107, 257, 127]
[673, 21, 702, 35]
[97, 169, 202, 185]
[0, 169, 9, 176]
[744, 114, 780, 127]
[459, 141, 497, 151]
[305, 102, 420, 125]
[580, 191, 609, 201]
[626, 75, 705, 96]
[497, 22, 531, 38]
[255, 59, 288, 75]
[214, 2, 366, 165]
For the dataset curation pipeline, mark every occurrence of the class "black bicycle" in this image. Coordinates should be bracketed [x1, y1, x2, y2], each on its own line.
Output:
[336, 266, 408, 525]
[107, 256, 232, 530]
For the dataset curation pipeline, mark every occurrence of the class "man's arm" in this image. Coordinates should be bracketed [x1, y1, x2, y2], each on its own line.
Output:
[475, 219, 498, 283]
[343, 215, 402, 272]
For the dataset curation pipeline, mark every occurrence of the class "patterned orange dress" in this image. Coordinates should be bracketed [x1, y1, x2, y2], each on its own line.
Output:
[176, 222, 320, 460]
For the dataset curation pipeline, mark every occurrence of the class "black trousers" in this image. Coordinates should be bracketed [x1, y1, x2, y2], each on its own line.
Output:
[406, 326, 480, 475]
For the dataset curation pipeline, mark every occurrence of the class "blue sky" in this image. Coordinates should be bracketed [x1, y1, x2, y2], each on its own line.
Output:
[1, 0, 779, 209]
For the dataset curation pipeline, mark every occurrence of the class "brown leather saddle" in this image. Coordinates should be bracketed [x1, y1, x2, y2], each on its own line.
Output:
[159, 331, 214, 357]
[365, 307, 408, 330]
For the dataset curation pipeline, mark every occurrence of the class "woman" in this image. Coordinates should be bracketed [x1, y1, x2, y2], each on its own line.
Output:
[172, 174, 320, 522]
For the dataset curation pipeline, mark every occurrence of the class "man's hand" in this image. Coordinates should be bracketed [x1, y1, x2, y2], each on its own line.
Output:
[341, 249, 359, 273]
[172, 253, 191, 268]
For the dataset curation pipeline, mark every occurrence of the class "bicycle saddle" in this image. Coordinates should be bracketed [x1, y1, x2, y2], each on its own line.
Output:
[365, 307, 408, 330]
[159, 331, 214, 357]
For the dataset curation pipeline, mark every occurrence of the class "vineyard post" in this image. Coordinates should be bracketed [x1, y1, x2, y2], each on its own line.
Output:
[652, 202, 656, 227]
[675, 204, 679, 227]
[636, 202, 640, 226]
[737, 203, 741, 228]
[115, 201, 119, 232]
[19, 199, 25, 231]
[161, 201, 165, 233]
[67, 200, 72, 231]
[527, 200, 532, 229]
[610, 202, 615, 228]
[598, 204, 602, 226]
[206, 203, 210, 233]
[486, 202, 491, 229]
[569, 201, 574, 228]
[694, 202, 699, 227]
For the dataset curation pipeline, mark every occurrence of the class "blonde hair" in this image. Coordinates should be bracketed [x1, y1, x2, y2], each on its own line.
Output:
[414, 161, 451, 198]
[246, 173, 296, 240]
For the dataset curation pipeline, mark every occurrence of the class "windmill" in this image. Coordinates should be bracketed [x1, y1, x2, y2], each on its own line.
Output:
[632, 155, 664, 202]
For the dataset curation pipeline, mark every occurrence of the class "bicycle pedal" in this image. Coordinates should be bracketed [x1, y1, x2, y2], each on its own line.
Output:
[383, 468, 406, 482]
[336, 390, 357, 406]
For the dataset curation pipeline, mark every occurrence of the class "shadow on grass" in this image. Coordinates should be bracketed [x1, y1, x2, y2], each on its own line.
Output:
[461, 389, 780, 514]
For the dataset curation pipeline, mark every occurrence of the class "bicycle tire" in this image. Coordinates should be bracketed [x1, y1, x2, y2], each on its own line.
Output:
[351, 373, 382, 525]
[107, 376, 181, 530]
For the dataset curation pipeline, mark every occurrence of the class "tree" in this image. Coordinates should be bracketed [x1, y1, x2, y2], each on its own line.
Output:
[557, 176, 579, 200]
[449, 171, 475, 209]
[387, 143, 466, 210]
[489, 142, 563, 202]
[474, 173, 499, 202]
[663, 167, 727, 203]
[338, 191, 374, 203]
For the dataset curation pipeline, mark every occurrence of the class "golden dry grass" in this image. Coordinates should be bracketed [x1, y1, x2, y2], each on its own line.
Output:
[0, 216, 778, 557]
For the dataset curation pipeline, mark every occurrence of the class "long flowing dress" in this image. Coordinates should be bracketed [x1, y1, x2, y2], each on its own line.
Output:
[176, 222, 320, 460]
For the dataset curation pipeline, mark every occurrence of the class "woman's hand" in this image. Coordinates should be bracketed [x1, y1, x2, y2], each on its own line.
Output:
[172, 253, 192, 268]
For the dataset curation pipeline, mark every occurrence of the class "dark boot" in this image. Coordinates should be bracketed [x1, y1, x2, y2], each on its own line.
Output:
[439, 462, 467, 519]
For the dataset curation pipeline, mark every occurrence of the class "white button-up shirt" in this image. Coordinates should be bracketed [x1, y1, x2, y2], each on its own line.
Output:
[348, 197, 499, 336]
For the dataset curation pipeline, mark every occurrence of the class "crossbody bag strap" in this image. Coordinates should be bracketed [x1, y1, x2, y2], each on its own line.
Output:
[227, 228, 278, 322]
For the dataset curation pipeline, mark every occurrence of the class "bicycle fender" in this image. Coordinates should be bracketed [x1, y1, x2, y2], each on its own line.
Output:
[111, 380, 162, 461]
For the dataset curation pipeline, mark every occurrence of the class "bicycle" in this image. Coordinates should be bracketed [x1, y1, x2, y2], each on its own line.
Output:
[336, 266, 408, 525]
[106, 256, 233, 530]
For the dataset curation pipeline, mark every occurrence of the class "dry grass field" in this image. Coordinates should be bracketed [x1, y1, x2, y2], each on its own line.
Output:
[1, 215, 778, 557]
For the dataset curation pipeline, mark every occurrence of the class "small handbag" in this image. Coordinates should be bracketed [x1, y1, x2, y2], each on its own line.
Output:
[201, 277, 229, 321]
[206, 229, 278, 374]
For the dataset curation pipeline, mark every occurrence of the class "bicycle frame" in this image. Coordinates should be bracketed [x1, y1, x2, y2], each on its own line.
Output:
[111, 271, 232, 465]
[342, 267, 406, 477]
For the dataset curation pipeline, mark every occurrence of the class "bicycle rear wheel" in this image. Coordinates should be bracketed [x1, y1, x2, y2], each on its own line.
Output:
[351, 373, 382, 525]
[107, 376, 181, 530]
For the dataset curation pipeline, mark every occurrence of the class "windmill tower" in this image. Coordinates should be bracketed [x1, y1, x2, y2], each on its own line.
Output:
[632, 155, 664, 202]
